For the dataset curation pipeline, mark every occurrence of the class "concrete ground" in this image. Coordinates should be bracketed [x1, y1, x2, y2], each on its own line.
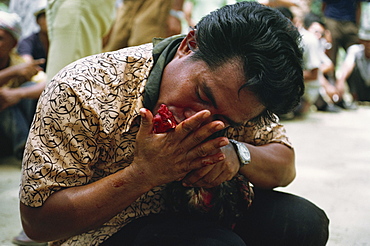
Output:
[1, 105, 370, 245]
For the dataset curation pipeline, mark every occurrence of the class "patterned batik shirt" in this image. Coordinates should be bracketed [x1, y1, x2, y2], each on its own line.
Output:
[19, 42, 293, 245]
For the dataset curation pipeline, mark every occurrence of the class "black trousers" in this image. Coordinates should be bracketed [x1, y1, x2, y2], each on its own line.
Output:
[347, 64, 370, 102]
[101, 189, 329, 246]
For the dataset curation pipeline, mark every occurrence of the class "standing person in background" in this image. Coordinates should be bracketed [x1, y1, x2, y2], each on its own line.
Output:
[103, 0, 185, 52]
[17, 1, 48, 72]
[321, 0, 362, 68]
[183, 0, 233, 29]
[45, 0, 116, 80]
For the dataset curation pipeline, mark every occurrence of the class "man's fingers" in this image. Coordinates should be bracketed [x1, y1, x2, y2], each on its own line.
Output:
[184, 160, 234, 188]
[188, 137, 228, 162]
[182, 165, 214, 186]
[183, 159, 228, 188]
[138, 108, 154, 135]
[177, 110, 211, 135]
[176, 110, 226, 154]
[33, 58, 46, 65]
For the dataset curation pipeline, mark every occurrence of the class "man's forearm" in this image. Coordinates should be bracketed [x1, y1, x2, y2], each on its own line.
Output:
[336, 62, 355, 94]
[239, 143, 296, 189]
[14, 81, 46, 99]
[21, 165, 155, 242]
[0, 66, 18, 86]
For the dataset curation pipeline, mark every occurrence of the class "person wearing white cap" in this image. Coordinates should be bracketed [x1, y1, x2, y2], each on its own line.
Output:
[0, 10, 46, 157]
[336, 26, 370, 102]
[0, 11, 21, 40]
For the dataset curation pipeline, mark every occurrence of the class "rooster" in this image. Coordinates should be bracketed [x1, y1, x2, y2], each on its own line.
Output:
[153, 104, 253, 228]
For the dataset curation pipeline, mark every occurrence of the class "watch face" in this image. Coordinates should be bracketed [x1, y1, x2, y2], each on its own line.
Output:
[239, 145, 250, 160]
[229, 139, 251, 165]
[236, 142, 251, 165]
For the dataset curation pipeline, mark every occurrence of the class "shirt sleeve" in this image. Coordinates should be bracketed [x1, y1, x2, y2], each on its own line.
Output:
[226, 118, 293, 149]
[19, 72, 100, 207]
[342, 44, 362, 66]
[19, 45, 153, 208]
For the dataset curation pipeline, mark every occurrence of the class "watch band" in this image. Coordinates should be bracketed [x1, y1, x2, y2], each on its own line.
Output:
[229, 139, 251, 168]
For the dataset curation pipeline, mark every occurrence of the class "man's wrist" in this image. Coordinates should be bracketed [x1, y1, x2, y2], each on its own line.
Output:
[229, 139, 251, 169]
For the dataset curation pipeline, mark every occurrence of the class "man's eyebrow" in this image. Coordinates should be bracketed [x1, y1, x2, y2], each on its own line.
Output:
[201, 81, 218, 109]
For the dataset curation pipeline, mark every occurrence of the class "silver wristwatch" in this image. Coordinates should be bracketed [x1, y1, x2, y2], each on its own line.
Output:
[229, 139, 251, 168]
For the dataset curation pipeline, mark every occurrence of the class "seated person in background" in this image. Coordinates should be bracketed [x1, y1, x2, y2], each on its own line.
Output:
[299, 16, 322, 116]
[0, 11, 46, 159]
[17, 1, 48, 72]
[277, 7, 323, 118]
[336, 26, 370, 102]
[303, 12, 342, 112]
[19, 3, 328, 246]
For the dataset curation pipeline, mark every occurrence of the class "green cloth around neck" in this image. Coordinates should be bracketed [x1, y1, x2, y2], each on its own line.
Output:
[143, 34, 185, 111]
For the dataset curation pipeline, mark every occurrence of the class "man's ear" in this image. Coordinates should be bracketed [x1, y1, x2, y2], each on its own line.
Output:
[177, 30, 197, 57]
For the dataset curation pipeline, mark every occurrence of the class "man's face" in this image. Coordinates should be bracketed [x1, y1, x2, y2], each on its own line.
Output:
[156, 41, 265, 127]
[0, 29, 17, 60]
[307, 22, 325, 40]
[37, 13, 48, 33]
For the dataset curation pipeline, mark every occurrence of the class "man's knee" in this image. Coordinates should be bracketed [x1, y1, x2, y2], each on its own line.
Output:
[234, 189, 329, 246]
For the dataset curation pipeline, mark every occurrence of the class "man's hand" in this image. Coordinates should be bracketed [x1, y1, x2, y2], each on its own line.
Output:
[0, 87, 22, 111]
[13, 59, 45, 81]
[182, 142, 240, 188]
[0, 81, 46, 111]
[133, 108, 229, 188]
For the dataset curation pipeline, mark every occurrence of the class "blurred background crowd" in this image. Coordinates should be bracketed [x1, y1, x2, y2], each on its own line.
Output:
[0, 0, 369, 245]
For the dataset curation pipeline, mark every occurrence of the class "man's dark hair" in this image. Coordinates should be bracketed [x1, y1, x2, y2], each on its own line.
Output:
[275, 6, 294, 21]
[192, 2, 304, 122]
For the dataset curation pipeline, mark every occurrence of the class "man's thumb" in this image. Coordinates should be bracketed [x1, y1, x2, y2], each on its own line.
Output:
[139, 108, 154, 134]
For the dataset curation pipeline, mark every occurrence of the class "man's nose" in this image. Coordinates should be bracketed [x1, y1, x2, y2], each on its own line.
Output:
[183, 108, 199, 119]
